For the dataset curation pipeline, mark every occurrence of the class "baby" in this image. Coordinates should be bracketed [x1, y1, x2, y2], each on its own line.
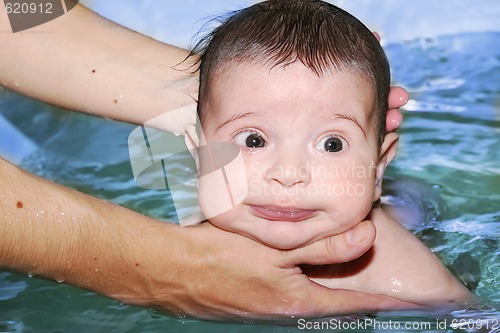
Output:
[184, 0, 474, 310]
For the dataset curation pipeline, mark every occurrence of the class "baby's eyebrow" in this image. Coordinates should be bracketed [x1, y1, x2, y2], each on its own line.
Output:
[216, 112, 254, 131]
[332, 113, 366, 138]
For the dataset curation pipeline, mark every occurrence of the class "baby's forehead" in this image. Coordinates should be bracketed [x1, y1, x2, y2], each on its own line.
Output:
[205, 60, 378, 122]
[210, 59, 376, 105]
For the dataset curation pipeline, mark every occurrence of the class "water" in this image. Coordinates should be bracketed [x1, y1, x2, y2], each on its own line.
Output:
[0, 32, 499, 332]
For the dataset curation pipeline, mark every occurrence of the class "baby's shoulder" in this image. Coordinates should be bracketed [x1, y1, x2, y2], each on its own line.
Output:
[368, 206, 473, 306]
[369, 205, 411, 236]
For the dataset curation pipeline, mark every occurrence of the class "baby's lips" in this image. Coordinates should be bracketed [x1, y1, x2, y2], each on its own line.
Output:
[249, 205, 316, 222]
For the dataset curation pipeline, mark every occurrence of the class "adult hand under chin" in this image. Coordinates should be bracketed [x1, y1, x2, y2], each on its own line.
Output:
[161, 219, 407, 321]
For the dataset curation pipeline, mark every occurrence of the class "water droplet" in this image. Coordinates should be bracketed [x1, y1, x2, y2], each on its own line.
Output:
[27, 272, 33, 278]
[14, 81, 19, 87]
[94, 268, 99, 272]
[55, 277, 65, 283]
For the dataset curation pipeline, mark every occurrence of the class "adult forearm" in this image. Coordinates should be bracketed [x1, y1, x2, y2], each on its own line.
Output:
[0, 4, 198, 125]
[0, 157, 180, 305]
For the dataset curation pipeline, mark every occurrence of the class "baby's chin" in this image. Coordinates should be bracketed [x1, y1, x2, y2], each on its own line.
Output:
[248, 232, 310, 250]
[209, 217, 319, 250]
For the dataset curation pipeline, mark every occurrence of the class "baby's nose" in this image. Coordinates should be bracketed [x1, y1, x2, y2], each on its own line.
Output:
[264, 155, 311, 187]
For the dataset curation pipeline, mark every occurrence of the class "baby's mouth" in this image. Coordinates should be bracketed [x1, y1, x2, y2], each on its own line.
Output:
[249, 205, 316, 222]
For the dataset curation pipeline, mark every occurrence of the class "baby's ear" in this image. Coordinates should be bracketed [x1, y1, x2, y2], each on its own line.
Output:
[374, 132, 399, 200]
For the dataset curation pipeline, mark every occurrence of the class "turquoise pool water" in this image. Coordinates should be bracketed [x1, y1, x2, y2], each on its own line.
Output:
[0, 31, 499, 332]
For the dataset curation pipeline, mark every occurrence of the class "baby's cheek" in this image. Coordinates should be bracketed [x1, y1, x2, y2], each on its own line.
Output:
[197, 155, 249, 220]
[206, 209, 239, 232]
[197, 176, 234, 220]
[336, 171, 376, 221]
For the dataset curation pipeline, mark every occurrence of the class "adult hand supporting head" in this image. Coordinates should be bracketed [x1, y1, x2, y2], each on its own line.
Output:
[373, 31, 409, 134]
[387, 86, 408, 133]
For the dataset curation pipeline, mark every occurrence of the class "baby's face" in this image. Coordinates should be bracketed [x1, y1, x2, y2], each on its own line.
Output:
[197, 61, 385, 249]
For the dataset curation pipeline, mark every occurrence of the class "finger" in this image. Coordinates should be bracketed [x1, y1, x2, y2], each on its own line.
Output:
[284, 220, 376, 266]
[296, 283, 421, 318]
[388, 86, 409, 109]
[386, 108, 403, 132]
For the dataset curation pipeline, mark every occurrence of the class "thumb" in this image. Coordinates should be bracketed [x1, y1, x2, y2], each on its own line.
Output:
[284, 220, 376, 266]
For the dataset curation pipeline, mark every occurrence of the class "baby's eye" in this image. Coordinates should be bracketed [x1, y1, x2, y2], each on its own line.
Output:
[233, 131, 267, 148]
[316, 136, 346, 153]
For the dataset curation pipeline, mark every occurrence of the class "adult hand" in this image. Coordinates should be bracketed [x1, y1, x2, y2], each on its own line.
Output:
[373, 31, 409, 133]
[127, 220, 408, 321]
[387, 86, 408, 132]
